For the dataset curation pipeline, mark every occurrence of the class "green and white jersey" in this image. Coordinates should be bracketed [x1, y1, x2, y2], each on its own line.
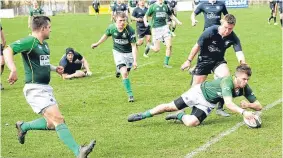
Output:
[146, 3, 172, 28]
[105, 24, 136, 53]
[201, 76, 257, 104]
[29, 7, 44, 16]
[9, 36, 51, 84]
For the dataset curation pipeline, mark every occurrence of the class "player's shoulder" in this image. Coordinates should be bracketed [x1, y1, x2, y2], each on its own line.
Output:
[216, 1, 226, 5]
[204, 25, 219, 34]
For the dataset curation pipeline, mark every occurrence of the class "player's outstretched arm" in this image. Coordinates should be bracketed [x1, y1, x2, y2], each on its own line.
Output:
[224, 96, 256, 120]
[181, 43, 200, 70]
[169, 15, 182, 25]
[240, 100, 262, 111]
[143, 15, 149, 27]
[131, 43, 138, 70]
[81, 57, 92, 76]
[91, 34, 108, 48]
[1, 29, 6, 47]
[3, 47, 18, 85]
[191, 12, 198, 26]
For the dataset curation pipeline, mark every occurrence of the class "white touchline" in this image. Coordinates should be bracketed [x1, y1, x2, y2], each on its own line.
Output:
[185, 98, 283, 158]
[92, 61, 156, 82]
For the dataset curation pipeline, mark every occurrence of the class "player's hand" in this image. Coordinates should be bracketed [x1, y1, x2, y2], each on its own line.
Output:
[137, 18, 143, 22]
[180, 60, 191, 71]
[133, 61, 138, 70]
[8, 71, 18, 85]
[243, 110, 256, 122]
[56, 66, 64, 75]
[240, 100, 249, 109]
[86, 71, 92, 76]
[192, 20, 198, 26]
[144, 22, 149, 27]
[91, 43, 99, 49]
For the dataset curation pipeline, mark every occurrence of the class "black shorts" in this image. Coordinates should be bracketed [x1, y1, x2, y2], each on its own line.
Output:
[94, 8, 99, 13]
[174, 97, 207, 123]
[0, 44, 3, 56]
[193, 57, 227, 75]
[64, 63, 82, 74]
[270, 3, 276, 11]
[137, 27, 151, 39]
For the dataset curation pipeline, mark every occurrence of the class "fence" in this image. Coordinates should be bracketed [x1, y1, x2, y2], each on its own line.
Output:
[0, 0, 271, 16]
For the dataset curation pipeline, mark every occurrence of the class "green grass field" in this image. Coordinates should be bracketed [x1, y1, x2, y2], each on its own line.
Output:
[1, 6, 282, 158]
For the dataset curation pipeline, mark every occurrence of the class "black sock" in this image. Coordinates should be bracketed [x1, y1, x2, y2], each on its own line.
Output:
[172, 27, 176, 32]
[280, 19, 283, 26]
[274, 17, 277, 23]
[268, 16, 273, 22]
[217, 99, 225, 110]
[1, 64, 4, 75]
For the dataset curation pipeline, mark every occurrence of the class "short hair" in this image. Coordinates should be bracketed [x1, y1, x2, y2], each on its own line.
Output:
[32, 16, 51, 31]
[236, 64, 252, 77]
[65, 47, 75, 55]
[115, 12, 127, 19]
[221, 14, 236, 25]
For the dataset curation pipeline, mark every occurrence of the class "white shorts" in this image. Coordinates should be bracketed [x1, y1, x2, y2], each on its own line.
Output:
[23, 84, 58, 114]
[152, 25, 171, 41]
[113, 49, 133, 69]
[181, 84, 216, 115]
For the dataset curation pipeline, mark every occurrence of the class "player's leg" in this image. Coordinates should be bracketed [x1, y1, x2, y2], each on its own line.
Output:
[144, 27, 161, 55]
[213, 62, 230, 117]
[143, 27, 152, 57]
[280, 10, 283, 28]
[0, 45, 4, 90]
[171, 20, 177, 36]
[268, 6, 275, 24]
[163, 25, 173, 68]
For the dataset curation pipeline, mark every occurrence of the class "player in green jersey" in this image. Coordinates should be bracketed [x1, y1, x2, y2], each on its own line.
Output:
[28, 1, 44, 28]
[143, 0, 182, 68]
[3, 16, 95, 158]
[91, 12, 138, 102]
[128, 64, 262, 127]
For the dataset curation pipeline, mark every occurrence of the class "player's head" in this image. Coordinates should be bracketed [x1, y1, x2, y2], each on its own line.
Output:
[117, 0, 122, 4]
[32, 16, 51, 39]
[33, 1, 38, 8]
[219, 14, 236, 37]
[235, 64, 252, 88]
[65, 47, 75, 63]
[208, 0, 217, 4]
[115, 12, 127, 29]
[157, 0, 164, 4]
[139, 0, 145, 7]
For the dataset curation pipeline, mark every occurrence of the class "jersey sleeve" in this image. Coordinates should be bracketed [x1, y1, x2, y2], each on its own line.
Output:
[40, 8, 44, 14]
[220, 77, 234, 97]
[222, 3, 228, 15]
[105, 25, 113, 36]
[132, 8, 137, 17]
[194, 3, 203, 15]
[29, 9, 33, 16]
[231, 32, 242, 52]
[128, 26, 137, 43]
[76, 52, 83, 60]
[197, 28, 212, 47]
[146, 5, 154, 16]
[9, 37, 36, 55]
[244, 84, 257, 103]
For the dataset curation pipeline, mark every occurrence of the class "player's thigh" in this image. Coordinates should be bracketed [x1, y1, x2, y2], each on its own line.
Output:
[213, 62, 230, 78]
[23, 84, 58, 114]
[164, 36, 172, 47]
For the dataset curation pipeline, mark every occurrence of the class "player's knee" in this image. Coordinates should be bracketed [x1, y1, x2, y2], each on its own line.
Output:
[52, 115, 65, 125]
[183, 119, 200, 127]
[152, 47, 160, 52]
[137, 40, 143, 46]
[163, 103, 178, 112]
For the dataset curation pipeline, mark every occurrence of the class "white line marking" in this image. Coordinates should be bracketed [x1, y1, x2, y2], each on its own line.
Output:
[185, 98, 283, 158]
[92, 61, 156, 82]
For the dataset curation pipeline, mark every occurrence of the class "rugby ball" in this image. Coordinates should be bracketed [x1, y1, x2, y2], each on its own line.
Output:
[243, 114, 262, 128]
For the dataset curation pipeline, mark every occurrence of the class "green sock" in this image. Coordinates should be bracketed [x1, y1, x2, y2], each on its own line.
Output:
[55, 123, 80, 156]
[123, 78, 133, 97]
[21, 117, 48, 132]
[164, 56, 170, 65]
[177, 112, 185, 121]
[142, 111, 152, 119]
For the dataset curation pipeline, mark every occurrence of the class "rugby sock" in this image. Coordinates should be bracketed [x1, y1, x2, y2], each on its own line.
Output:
[217, 99, 225, 110]
[21, 117, 48, 132]
[55, 123, 80, 156]
[142, 111, 152, 119]
[172, 27, 176, 32]
[268, 16, 273, 22]
[123, 78, 133, 97]
[281, 19, 283, 26]
[274, 17, 277, 23]
[177, 112, 185, 121]
[1, 64, 4, 74]
[164, 56, 170, 65]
